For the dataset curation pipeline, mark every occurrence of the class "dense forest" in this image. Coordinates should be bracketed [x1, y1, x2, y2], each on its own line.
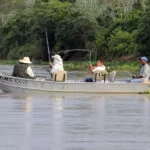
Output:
[0, 0, 150, 61]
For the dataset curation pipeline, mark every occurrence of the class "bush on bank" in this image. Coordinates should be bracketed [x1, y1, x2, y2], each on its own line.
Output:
[0, 0, 150, 61]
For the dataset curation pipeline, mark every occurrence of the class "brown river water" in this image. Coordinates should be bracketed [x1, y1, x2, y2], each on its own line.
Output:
[0, 65, 150, 150]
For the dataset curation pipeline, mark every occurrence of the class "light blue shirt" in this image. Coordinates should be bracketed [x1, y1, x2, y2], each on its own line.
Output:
[140, 63, 150, 82]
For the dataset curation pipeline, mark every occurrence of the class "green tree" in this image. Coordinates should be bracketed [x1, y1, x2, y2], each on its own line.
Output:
[0, 0, 27, 24]
[137, 1, 150, 56]
[59, 0, 76, 3]
[55, 16, 99, 51]
[96, 8, 144, 59]
[0, 0, 79, 60]
[108, 27, 137, 58]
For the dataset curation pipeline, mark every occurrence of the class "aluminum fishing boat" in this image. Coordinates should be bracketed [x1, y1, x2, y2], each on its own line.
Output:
[0, 73, 149, 94]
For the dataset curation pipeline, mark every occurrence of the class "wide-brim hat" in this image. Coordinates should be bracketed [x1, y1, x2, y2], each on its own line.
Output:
[19, 57, 32, 64]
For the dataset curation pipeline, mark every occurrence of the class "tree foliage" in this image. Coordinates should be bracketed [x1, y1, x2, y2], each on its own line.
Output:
[59, 0, 76, 3]
[0, 0, 150, 60]
[55, 16, 99, 50]
[108, 27, 137, 58]
[137, 5, 150, 55]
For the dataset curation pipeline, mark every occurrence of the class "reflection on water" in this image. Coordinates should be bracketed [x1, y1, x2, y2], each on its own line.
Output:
[0, 93, 150, 150]
[1, 65, 150, 150]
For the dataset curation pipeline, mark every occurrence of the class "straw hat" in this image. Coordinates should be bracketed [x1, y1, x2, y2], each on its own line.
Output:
[19, 57, 32, 64]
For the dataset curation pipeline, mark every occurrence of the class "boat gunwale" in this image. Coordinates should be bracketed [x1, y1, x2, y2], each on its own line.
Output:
[0, 73, 150, 85]
[0, 73, 150, 94]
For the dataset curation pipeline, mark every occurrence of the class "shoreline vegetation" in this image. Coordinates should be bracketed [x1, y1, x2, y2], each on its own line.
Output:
[0, 59, 141, 73]
[0, 0, 150, 62]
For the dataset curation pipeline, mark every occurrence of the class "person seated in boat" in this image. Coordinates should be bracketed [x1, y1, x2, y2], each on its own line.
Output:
[130, 56, 150, 83]
[49, 54, 64, 75]
[12, 56, 35, 78]
[88, 59, 106, 75]
[85, 59, 106, 82]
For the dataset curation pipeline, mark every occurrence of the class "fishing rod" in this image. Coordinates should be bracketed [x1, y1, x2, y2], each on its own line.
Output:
[45, 26, 51, 62]
[57, 49, 93, 63]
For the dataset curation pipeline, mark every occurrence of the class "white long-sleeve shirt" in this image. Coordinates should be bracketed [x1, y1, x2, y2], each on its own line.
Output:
[140, 63, 150, 82]
[27, 66, 34, 77]
[92, 65, 106, 72]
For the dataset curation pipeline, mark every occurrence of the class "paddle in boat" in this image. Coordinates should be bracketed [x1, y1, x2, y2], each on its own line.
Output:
[0, 70, 150, 94]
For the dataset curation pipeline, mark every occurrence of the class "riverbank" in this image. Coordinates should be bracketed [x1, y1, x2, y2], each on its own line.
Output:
[64, 61, 140, 72]
[0, 59, 141, 73]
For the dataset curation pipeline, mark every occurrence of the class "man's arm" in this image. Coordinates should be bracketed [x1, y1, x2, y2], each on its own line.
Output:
[88, 64, 95, 74]
[27, 66, 34, 78]
[49, 62, 53, 68]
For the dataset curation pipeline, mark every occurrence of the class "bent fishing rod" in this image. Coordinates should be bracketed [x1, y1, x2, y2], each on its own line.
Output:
[45, 26, 51, 63]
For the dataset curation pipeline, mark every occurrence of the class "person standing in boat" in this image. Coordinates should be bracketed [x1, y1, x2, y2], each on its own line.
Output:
[49, 54, 64, 74]
[88, 59, 106, 75]
[12, 56, 35, 78]
[130, 56, 150, 83]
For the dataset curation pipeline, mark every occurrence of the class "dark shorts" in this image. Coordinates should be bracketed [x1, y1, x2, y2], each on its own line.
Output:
[85, 77, 94, 82]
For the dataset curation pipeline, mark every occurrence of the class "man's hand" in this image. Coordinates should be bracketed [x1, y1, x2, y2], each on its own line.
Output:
[132, 75, 143, 79]
[132, 74, 137, 79]
[49, 62, 53, 68]
[88, 64, 92, 68]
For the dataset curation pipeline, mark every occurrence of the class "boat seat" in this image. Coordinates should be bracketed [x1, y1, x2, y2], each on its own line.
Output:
[93, 70, 107, 83]
[108, 70, 116, 82]
[52, 70, 67, 82]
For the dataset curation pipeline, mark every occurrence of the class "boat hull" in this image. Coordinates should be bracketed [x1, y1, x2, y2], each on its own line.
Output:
[0, 74, 149, 93]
